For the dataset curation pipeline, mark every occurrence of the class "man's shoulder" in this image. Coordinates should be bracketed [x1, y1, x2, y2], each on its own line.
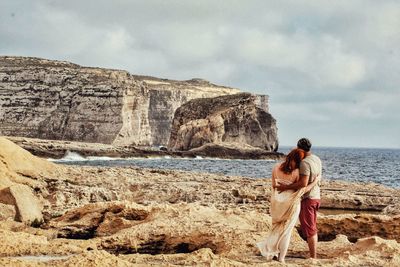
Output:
[302, 154, 322, 169]
[304, 154, 321, 162]
[299, 160, 310, 174]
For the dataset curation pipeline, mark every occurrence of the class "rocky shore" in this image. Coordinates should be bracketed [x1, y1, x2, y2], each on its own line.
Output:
[5, 136, 284, 160]
[1, 136, 400, 266]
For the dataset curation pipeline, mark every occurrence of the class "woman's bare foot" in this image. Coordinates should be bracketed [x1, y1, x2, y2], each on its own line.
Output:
[256, 242, 268, 257]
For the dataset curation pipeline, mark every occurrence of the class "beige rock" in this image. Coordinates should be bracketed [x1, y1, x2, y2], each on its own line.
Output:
[50, 201, 271, 257]
[382, 203, 400, 215]
[0, 228, 89, 257]
[0, 136, 59, 190]
[318, 213, 400, 242]
[0, 200, 400, 266]
[0, 136, 56, 178]
[49, 202, 150, 239]
[119, 248, 246, 266]
[0, 184, 43, 224]
[41, 202, 400, 266]
[0, 203, 16, 221]
[321, 180, 398, 211]
[62, 250, 132, 267]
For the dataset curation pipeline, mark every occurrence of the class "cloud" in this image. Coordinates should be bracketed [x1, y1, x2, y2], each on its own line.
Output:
[0, 0, 399, 148]
[235, 30, 367, 88]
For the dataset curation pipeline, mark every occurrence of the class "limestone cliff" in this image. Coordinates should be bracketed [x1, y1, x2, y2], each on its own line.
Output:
[0, 56, 240, 146]
[168, 93, 278, 151]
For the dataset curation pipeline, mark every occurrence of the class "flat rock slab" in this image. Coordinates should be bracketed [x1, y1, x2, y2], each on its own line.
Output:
[0, 184, 43, 224]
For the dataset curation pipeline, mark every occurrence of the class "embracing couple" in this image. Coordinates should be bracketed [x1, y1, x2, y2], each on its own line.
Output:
[257, 138, 322, 263]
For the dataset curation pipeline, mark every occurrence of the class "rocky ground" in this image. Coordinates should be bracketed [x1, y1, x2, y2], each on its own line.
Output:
[1, 136, 400, 266]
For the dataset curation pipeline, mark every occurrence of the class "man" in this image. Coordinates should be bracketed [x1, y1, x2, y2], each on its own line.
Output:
[274, 138, 322, 259]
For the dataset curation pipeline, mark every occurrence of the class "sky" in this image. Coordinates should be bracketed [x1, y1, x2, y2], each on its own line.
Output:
[1, 0, 399, 148]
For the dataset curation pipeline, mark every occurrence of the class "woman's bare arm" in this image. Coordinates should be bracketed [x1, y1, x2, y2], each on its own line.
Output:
[272, 165, 278, 188]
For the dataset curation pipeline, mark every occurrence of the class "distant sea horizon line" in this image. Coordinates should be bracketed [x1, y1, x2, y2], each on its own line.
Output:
[278, 145, 400, 151]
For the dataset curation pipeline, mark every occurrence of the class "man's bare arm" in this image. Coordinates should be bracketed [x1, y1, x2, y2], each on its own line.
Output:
[275, 174, 310, 191]
[305, 175, 320, 192]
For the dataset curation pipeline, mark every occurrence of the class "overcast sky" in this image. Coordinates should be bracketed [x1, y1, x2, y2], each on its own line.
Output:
[1, 0, 399, 148]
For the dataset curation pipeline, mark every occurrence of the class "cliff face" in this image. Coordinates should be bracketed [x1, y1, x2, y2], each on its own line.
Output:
[168, 93, 278, 151]
[0, 56, 240, 146]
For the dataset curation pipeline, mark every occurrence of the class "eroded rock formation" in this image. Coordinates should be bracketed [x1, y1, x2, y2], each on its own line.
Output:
[0, 56, 241, 146]
[168, 93, 278, 152]
[317, 213, 400, 242]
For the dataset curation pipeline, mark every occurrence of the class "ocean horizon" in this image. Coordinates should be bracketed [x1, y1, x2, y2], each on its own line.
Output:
[279, 145, 400, 151]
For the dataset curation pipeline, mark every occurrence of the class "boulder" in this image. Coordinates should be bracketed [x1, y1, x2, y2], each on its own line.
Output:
[0, 136, 58, 185]
[0, 184, 43, 224]
[168, 93, 278, 152]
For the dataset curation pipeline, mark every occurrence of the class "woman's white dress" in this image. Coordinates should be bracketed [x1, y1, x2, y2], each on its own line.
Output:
[256, 178, 306, 259]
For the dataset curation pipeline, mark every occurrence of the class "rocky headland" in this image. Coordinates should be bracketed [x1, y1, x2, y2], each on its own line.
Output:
[168, 93, 278, 152]
[0, 137, 399, 266]
[0, 56, 281, 159]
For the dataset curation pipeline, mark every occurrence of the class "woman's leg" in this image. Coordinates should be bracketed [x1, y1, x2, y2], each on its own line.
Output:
[278, 233, 291, 262]
[278, 204, 301, 262]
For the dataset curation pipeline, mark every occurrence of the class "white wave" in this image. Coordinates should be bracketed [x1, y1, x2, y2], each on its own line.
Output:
[50, 151, 86, 162]
[49, 151, 127, 162]
[48, 152, 279, 162]
[86, 156, 123, 161]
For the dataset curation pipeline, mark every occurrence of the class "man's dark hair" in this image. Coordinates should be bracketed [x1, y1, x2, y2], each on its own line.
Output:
[297, 138, 312, 152]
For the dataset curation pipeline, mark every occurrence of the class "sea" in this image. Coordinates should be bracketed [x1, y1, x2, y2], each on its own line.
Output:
[51, 146, 400, 188]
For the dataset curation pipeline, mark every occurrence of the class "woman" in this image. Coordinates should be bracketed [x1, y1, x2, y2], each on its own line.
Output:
[256, 148, 320, 263]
